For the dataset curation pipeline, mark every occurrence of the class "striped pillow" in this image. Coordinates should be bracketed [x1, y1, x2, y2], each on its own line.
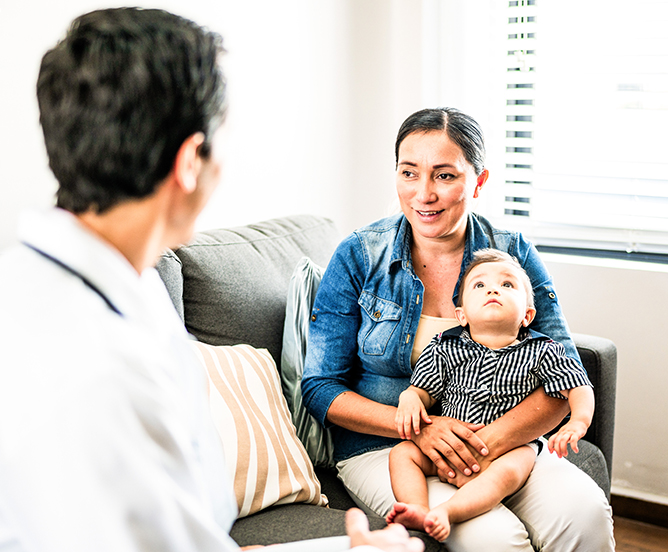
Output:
[192, 342, 328, 518]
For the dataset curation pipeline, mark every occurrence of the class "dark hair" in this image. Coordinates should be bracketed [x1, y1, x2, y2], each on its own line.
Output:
[394, 107, 486, 176]
[457, 249, 534, 308]
[37, 8, 227, 214]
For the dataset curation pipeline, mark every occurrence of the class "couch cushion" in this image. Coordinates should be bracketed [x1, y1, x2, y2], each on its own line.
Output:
[173, 215, 340, 365]
[155, 249, 184, 321]
[193, 341, 328, 517]
[564, 439, 610, 499]
[230, 504, 443, 551]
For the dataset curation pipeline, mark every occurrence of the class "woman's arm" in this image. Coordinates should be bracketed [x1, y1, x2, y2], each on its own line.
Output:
[516, 236, 581, 362]
[328, 390, 489, 476]
[301, 234, 367, 428]
[424, 387, 569, 484]
[325, 391, 399, 438]
[476, 386, 570, 459]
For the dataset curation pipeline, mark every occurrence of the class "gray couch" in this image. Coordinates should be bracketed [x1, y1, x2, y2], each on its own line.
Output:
[156, 214, 617, 551]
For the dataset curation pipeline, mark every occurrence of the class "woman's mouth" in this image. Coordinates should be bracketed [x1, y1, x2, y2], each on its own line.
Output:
[416, 209, 443, 218]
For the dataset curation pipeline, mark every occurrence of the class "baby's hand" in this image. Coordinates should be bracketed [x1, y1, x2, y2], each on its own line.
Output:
[395, 389, 431, 440]
[548, 420, 588, 458]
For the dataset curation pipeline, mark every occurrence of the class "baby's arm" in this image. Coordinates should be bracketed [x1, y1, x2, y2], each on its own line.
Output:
[547, 385, 595, 458]
[395, 386, 436, 440]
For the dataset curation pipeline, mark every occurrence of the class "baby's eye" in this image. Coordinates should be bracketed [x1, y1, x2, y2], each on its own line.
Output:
[502, 281, 514, 288]
[474, 282, 485, 289]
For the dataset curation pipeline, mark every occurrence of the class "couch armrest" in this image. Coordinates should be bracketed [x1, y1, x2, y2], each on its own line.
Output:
[572, 333, 617, 481]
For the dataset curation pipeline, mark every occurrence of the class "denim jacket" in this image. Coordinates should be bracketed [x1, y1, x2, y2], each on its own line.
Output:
[301, 212, 580, 462]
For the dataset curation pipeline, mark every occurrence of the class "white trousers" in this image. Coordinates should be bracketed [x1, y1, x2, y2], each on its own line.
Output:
[337, 444, 614, 551]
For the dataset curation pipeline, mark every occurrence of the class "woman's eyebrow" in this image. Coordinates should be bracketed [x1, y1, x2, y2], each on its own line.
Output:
[397, 161, 458, 170]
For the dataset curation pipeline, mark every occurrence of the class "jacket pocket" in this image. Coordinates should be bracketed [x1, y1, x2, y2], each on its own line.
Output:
[358, 292, 402, 356]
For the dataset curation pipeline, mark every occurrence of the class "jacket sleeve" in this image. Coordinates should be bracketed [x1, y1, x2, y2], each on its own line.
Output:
[301, 233, 366, 428]
[514, 234, 582, 364]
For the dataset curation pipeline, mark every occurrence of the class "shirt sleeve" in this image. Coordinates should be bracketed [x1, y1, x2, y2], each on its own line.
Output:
[410, 337, 446, 403]
[302, 233, 367, 428]
[534, 339, 593, 398]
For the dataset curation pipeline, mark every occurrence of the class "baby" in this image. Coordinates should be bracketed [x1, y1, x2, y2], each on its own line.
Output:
[386, 249, 594, 542]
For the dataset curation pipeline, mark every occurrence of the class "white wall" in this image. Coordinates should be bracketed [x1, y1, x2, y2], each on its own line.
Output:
[0, 0, 427, 251]
[2, 0, 667, 506]
[543, 256, 668, 504]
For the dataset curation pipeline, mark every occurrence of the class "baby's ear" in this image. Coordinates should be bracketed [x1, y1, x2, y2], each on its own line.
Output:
[522, 307, 537, 327]
[455, 307, 467, 327]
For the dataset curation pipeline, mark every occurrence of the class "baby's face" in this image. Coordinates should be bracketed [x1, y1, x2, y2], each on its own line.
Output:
[457, 261, 534, 333]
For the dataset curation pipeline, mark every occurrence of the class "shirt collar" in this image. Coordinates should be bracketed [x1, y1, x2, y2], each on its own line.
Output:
[449, 326, 549, 349]
[19, 208, 165, 322]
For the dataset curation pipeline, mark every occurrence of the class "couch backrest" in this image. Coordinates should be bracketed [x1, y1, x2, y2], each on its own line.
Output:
[156, 214, 340, 365]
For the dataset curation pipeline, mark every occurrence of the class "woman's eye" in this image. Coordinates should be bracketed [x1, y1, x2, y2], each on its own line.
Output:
[402, 170, 415, 178]
[436, 173, 454, 180]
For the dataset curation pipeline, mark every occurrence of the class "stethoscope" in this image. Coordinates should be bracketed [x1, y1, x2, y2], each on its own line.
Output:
[23, 242, 123, 317]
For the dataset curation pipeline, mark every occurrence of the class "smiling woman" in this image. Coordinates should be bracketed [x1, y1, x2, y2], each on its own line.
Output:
[302, 107, 615, 550]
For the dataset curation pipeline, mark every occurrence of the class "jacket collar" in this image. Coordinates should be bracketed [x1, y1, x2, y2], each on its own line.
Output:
[388, 212, 496, 281]
[389, 214, 412, 272]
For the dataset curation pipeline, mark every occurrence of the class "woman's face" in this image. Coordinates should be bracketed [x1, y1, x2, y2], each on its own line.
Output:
[396, 130, 488, 244]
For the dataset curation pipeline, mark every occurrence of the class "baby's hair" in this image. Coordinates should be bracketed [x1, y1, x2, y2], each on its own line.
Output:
[457, 249, 534, 308]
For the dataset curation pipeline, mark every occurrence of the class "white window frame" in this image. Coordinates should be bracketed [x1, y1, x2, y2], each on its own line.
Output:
[426, 0, 668, 263]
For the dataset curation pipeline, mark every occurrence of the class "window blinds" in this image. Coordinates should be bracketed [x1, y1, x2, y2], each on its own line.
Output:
[501, 0, 668, 260]
[505, 0, 537, 219]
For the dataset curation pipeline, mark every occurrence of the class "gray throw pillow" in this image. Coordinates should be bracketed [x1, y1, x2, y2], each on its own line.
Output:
[281, 257, 335, 469]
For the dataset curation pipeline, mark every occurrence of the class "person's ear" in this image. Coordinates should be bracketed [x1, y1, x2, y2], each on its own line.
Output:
[473, 169, 489, 199]
[173, 132, 206, 194]
[522, 307, 537, 327]
[455, 307, 467, 327]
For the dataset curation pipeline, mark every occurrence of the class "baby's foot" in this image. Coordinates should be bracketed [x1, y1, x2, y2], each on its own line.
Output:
[385, 502, 429, 531]
[424, 505, 451, 542]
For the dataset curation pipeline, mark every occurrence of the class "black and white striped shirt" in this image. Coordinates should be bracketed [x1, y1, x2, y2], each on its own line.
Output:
[411, 327, 592, 425]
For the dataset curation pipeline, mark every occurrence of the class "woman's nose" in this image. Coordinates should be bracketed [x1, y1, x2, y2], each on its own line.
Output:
[415, 178, 437, 203]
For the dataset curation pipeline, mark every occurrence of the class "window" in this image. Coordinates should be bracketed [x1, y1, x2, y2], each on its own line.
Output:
[497, 0, 668, 261]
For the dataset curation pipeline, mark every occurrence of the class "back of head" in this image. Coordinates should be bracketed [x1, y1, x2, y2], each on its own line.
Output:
[458, 249, 535, 308]
[37, 8, 227, 214]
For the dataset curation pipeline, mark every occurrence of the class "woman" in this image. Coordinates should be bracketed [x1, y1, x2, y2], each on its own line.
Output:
[302, 108, 614, 551]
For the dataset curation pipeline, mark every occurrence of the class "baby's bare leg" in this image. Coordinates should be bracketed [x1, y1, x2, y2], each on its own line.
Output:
[386, 441, 439, 530]
[424, 445, 536, 542]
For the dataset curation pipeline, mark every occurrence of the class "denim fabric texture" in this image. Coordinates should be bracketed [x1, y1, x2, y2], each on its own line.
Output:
[301, 212, 580, 462]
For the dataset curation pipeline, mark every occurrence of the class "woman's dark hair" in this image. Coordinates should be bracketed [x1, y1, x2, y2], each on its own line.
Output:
[394, 107, 486, 176]
[37, 8, 227, 214]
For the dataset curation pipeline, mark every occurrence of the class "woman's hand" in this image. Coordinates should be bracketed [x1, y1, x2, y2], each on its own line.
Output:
[410, 416, 487, 480]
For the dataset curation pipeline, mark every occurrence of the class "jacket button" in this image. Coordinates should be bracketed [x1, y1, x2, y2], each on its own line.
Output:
[549, 293, 556, 299]
[311, 315, 317, 322]
[373, 311, 381, 319]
